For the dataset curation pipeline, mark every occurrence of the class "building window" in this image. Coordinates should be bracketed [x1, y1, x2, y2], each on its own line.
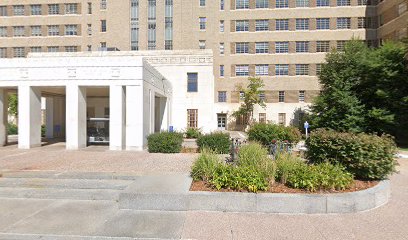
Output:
[278, 113, 286, 125]
[31, 5, 42, 15]
[13, 26, 25, 37]
[239, 91, 245, 101]
[275, 41, 289, 53]
[148, 23, 156, 50]
[219, 42, 225, 54]
[48, 25, 60, 36]
[65, 25, 78, 35]
[296, 19, 309, 30]
[13, 47, 25, 58]
[256, 20, 269, 31]
[296, 41, 309, 53]
[255, 42, 269, 54]
[236, 0, 250, 9]
[220, 20, 224, 32]
[65, 46, 78, 52]
[316, 41, 330, 52]
[259, 91, 266, 102]
[256, 0, 269, 8]
[165, 0, 173, 50]
[296, 64, 309, 75]
[236, 20, 249, 32]
[275, 64, 289, 75]
[199, 40, 206, 49]
[87, 24, 92, 35]
[236, 65, 249, 76]
[0, 27, 7, 37]
[187, 109, 198, 128]
[88, 2, 92, 14]
[337, 0, 350, 6]
[101, 20, 107, 32]
[30, 47, 42, 53]
[65, 3, 78, 14]
[0, 6, 7, 16]
[316, 64, 323, 74]
[218, 91, 227, 102]
[276, 0, 289, 8]
[220, 65, 225, 77]
[220, 0, 225, 10]
[255, 65, 269, 76]
[299, 91, 305, 102]
[101, 0, 107, 9]
[317, 0, 330, 6]
[199, 17, 207, 30]
[296, 0, 309, 7]
[87, 45, 92, 51]
[259, 113, 266, 123]
[48, 4, 60, 15]
[100, 42, 107, 50]
[337, 40, 347, 51]
[200, 0, 206, 6]
[0, 48, 7, 58]
[13, 5, 25, 16]
[165, 40, 173, 50]
[236, 42, 249, 54]
[317, 18, 330, 30]
[337, 17, 351, 29]
[31, 26, 42, 36]
[48, 46, 59, 52]
[276, 19, 289, 31]
[187, 73, 198, 92]
[278, 91, 285, 103]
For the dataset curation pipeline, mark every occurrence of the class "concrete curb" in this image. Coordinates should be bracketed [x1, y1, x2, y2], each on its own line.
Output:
[119, 180, 390, 214]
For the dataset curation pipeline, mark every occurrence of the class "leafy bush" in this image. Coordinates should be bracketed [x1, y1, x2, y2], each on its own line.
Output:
[197, 132, 230, 154]
[7, 124, 18, 135]
[185, 128, 201, 139]
[248, 123, 302, 145]
[191, 149, 221, 182]
[237, 142, 276, 180]
[306, 129, 397, 180]
[147, 131, 183, 153]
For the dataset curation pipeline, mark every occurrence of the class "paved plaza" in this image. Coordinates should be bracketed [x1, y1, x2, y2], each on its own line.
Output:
[0, 143, 407, 239]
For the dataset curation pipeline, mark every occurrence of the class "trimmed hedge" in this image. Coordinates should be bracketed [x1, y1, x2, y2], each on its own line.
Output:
[197, 132, 230, 154]
[185, 128, 201, 139]
[247, 123, 302, 145]
[147, 131, 183, 153]
[306, 129, 397, 180]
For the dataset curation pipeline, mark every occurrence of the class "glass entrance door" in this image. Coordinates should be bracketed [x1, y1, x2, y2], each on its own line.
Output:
[217, 114, 227, 130]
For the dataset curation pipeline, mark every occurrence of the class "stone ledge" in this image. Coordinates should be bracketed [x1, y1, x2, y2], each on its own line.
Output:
[119, 180, 390, 214]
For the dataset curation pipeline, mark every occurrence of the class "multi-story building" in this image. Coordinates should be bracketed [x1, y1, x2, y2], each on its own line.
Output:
[0, 0, 406, 131]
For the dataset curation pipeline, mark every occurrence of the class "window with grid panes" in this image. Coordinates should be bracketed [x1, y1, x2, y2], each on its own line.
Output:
[236, 65, 249, 76]
[299, 91, 305, 102]
[317, 18, 330, 29]
[239, 91, 245, 101]
[296, 18, 309, 30]
[199, 40, 206, 49]
[276, 0, 289, 8]
[48, 25, 59, 36]
[200, 0, 206, 6]
[255, 42, 269, 53]
[219, 42, 224, 54]
[101, 20, 107, 32]
[337, 40, 347, 51]
[0, 27, 7, 37]
[256, 0, 269, 8]
[296, 0, 309, 7]
[259, 91, 266, 102]
[65, 46, 78, 52]
[256, 20, 269, 31]
[236, 0, 249, 9]
[276, 19, 289, 30]
[48, 46, 59, 52]
[236, 42, 249, 54]
[218, 91, 227, 102]
[296, 64, 309, 75]
[296, 41, 309, 52]
[187, 109, 198, 128]
[337, 18, 351, 29]
[358, 17, 366, 28]
[13, 47, 25, 58]
[236, 20, 249, 31]
[199, 17, 206, 30]
[65, 3, 78, 14]
[278, 91, 285, 103]
[317, 0, 330, 6]
[187, 73, 198, 92]
[275, 64, 289, 75]
[65, 25, 78, 35]
[220, 20, 224, 32]
[316, 64, 323, 74]
[0, 6, 7, 16]
[48, 4, 60, 15]
[31, 5, 42, 15]
[259, 113, 266, 123]
[220, 65, 224, 76]
[255, 65, 269, 76]
[13, 5, 25, 16]
[0, 48, 6, 58]
[316, 41, 330, 52]
[278, 113, 286, 125]
[275, 42, 289, 53]
[101, 0, 107, 9]
[31, 26, 42, 36]
[220, 0, 225, 10]
[30, 47, 42, 53]
[337, 0, 350, 6]
[13, 26, 25, 37]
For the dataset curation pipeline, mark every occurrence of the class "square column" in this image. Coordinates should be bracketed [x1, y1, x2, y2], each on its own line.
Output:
[45, 97, 54, 139]
[109, 85, 126, 150]
[0, 89, 7, 146]
[18, 86, 42, 149]
[66, 85, 87, 150]
[126, 85, 144, 151]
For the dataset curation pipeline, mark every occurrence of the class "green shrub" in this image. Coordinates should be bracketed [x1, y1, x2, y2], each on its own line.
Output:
[185, 128, 201, 139]
[147, 131, 183, 153]
[275, 153, 307, 185]
[191, 149, 221, 182]
[197, 132, 230, 154]
[248, 123, 302, 146]
[237, 142, 276, 180]
[306, 129, 397, 180]
[7, 124, 18, 135]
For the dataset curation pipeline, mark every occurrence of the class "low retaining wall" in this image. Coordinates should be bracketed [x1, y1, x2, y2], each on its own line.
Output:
[119, 180, 390, 214]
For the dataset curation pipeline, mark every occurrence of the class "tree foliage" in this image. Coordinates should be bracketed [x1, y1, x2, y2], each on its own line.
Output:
[310, 40, 408, 145]
[8, 94, 18, 117]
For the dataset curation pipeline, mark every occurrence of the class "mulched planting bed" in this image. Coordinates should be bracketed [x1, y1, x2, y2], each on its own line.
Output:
[190, 180, 379, 194]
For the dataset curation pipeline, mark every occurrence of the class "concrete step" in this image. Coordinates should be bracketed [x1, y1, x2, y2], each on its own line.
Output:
[0, 233, 167, 240]
[0, 171, 141, 181]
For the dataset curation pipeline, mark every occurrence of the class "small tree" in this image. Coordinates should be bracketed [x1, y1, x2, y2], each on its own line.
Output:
[8, 94, 18, 117]
[232, 77, 266, 126]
